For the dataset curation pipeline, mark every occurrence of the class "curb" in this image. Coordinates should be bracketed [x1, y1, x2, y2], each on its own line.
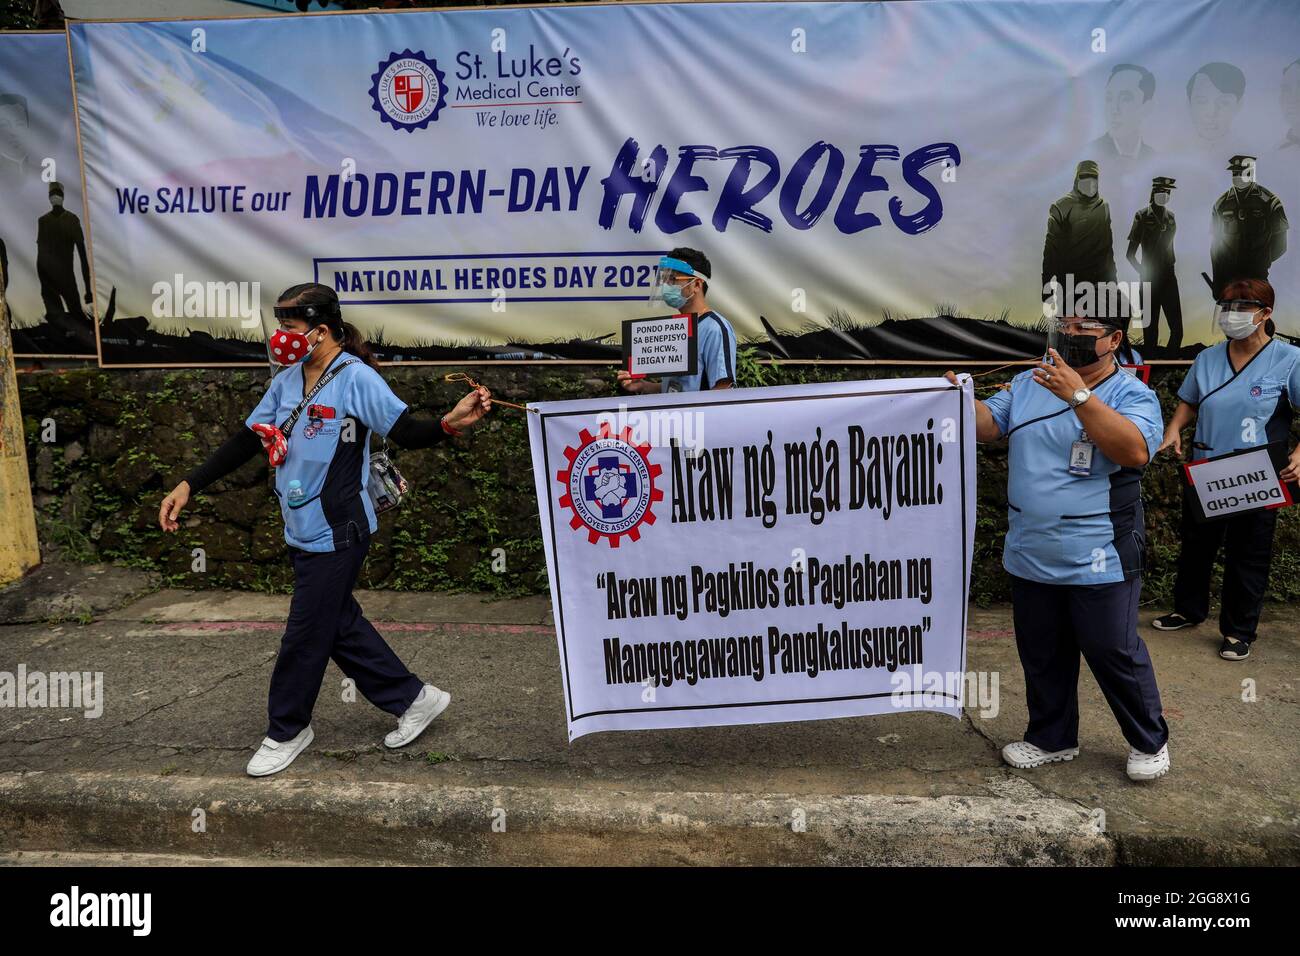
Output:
[0, 771, 1113, 866]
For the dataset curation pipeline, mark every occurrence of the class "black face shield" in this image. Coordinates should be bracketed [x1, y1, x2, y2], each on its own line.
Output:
[273, 303, 340, 322]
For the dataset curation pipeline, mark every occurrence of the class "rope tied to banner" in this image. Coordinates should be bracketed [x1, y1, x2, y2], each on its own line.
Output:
[967, 354, 1147, 391]
[969, 360, 1038, 390]
[444, 372, 537, 413]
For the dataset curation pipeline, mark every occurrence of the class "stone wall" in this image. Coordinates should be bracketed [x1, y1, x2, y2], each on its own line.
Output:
[16, 361, 1300, 606]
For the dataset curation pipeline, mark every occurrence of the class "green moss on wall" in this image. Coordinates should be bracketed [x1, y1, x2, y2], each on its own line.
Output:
[18, 362, 1300, 606]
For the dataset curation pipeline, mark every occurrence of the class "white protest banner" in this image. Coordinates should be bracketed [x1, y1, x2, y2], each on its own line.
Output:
[1185, 446, 1294, 518]
[527, 377, 975, 740]
[622, 314, 696, 379]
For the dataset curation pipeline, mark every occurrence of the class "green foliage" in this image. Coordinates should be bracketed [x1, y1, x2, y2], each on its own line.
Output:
[17, 364, 1300, 608]
[735, 347, 779, 389]
[0, 0, 40, 31]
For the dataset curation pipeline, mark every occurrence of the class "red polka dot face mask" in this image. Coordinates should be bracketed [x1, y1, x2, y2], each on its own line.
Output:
[267, 327, 320, 366]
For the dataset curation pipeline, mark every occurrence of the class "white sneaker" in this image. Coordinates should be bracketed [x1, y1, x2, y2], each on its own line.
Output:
[384, 684, 450, 749]
[1001, 740, 1080, 769]
[1126, 743, 1170, 781]
[246, 725, 314, 777]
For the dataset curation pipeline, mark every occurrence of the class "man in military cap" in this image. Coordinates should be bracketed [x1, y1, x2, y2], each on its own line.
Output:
[1210, 156, 1289, 298]
[1043, 160, 1118, 315]
[1126, 177, 1182, 352]
[35, 180, 92, 320]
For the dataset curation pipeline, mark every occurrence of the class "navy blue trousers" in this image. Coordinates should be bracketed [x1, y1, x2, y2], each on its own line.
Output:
[268, 526, 424, 742]
[1011, 574, 1168, 755]
[1173, 486, 1277, 644]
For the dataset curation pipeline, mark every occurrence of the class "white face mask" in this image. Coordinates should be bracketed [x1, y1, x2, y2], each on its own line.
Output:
[1153, 193, 1169, 206]
[1231, 174, 1251, 189]
[1078, 178, 1099, 198]
[50, 194, 63, 207]
[1217, 307, 1261, 340]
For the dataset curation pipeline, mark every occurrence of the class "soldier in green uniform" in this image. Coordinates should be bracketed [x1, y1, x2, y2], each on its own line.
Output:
[1210, 155, 1289, 298]
[1126, 176, 1182, 352]
[1042, 160, 1118, 314]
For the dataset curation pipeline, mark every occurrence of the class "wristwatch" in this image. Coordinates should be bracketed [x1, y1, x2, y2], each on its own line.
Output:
[1068, 387, 1092, 408]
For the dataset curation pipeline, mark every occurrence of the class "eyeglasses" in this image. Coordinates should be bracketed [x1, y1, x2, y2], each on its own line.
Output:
[1050, 320, 1109, 333]
[1216, 299, 1267, 312]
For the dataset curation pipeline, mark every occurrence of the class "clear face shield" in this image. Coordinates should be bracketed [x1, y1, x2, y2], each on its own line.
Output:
[257, 308, 279, 377]
[648, 256, 705, 311]
[1046, 318, 1119, 369]
[1212, 299, 1267, 341]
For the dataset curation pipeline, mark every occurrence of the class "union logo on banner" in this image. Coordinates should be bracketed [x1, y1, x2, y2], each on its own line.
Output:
[556, 423, 663, 547]
[370, 49, 446, 132]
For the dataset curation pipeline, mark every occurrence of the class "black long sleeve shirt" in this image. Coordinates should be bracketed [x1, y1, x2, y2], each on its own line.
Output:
[183, 408, 449, 494]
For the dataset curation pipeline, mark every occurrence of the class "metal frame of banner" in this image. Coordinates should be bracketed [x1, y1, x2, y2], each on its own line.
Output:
[62, 1, 817, 26]
[55, 3, 1209, 370]
[0, 29, 99, 360]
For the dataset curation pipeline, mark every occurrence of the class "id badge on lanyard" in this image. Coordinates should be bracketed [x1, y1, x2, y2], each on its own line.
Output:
[1069, 429, 1095, 476]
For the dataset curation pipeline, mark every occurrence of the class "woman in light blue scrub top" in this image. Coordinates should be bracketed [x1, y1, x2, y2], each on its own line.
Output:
[1153, 279, 1300, 661]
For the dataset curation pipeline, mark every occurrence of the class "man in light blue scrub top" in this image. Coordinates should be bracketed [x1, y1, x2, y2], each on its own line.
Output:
[616, 247, 738, 395]
[949, 309, 1171, 782]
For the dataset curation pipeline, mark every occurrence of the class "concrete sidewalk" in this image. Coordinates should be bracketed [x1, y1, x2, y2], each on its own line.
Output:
[0, 565, 1296, 865]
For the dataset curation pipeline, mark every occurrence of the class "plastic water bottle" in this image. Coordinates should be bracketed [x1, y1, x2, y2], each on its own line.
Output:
[287, 479, 305, 509]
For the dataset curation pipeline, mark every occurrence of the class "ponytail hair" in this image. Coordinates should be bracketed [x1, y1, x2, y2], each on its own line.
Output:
[338, 320, 378, 369]
[275, 281, 379, 369]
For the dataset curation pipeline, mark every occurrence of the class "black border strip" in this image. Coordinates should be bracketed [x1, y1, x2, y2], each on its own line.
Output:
[573, 689, 960, 721]
[958, 383, 968, 690]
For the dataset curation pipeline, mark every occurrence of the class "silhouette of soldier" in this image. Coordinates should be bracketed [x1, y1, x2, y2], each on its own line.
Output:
[1043, 160, 1117, 312]
[1126, 177, 1182, 352]
[36, 180, 92, 319]
[1210, 156, 1289, 298]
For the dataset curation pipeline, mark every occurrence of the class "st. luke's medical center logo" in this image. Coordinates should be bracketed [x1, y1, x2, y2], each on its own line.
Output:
[556, 423, 663, 547]
[370, 49, 446, 131]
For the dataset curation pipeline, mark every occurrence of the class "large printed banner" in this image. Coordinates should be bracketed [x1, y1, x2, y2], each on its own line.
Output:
[527, 378, 975, 740]
[0, 31, 97, 357]
[66, 1, 1299, 366]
